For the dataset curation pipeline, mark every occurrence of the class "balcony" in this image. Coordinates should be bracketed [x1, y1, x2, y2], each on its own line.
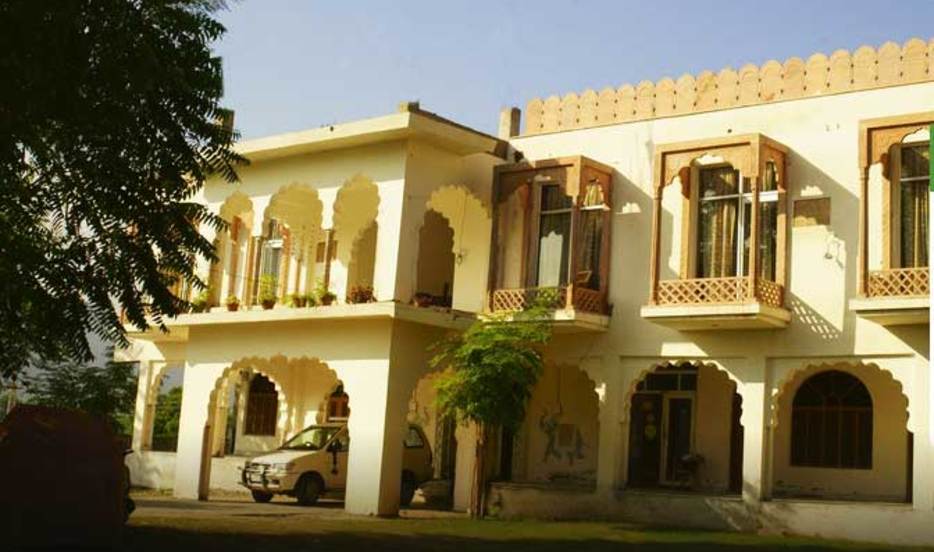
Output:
[486, 156, 613, 333]
[849, 267, 929, 325]
[488, 285, 609, 332]
[641, 276, 790, 330]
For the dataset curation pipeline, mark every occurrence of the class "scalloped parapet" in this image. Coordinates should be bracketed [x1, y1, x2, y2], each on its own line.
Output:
[523, 38, 934, 135]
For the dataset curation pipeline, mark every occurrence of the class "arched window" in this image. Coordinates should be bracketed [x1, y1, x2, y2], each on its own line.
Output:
[327, 384, 349, 421]
[244, 374, 277, 436]
[791, 370, 872, 469]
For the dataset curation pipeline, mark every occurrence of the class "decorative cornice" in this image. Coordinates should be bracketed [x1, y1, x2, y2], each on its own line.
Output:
[523, 38, 934, 136]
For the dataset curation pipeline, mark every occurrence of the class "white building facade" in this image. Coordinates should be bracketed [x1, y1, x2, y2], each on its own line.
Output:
[123, 39, 934, 545]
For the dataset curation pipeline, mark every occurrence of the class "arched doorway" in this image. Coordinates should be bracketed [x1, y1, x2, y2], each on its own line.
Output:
[414, 210, 455, 308]
[626, 361, 742, 493]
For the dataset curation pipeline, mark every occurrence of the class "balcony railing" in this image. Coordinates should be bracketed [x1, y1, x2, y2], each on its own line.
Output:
[867, 267, 929, 298]
[655, 276, 784, 309]
[489, 285, 608, 315]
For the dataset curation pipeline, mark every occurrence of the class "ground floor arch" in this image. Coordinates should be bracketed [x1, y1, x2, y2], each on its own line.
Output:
[624, 361, 743, 494]
[771, 361, 911, 503]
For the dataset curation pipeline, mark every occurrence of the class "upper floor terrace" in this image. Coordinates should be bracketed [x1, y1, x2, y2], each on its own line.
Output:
[127, 103, 508, 341]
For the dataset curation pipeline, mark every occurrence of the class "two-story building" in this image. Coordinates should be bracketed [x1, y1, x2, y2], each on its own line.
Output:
[122, 38, 933, 545]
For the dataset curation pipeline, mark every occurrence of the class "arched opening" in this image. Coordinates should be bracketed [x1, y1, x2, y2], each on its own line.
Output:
[406, 371, 458, 509]
[346, 221, 377, 302]
[254, 185, 324, 305]
[210, 192, 254, 307]
[145, 365, 185, 452]
[506, 364, 600, 486]
[333, 175, 380, 304]
[773, 363, 909, 502]
[414, 210, 454, 308]
[626, 361, 742, 493]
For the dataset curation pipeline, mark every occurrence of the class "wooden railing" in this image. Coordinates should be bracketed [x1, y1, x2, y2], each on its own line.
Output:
[655, 276, 784, 308]
[867, 267, 929, 298]
[489, 285, 608, 315]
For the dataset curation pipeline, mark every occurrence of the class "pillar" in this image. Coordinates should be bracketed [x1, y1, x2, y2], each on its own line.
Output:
[589, 356, 622, 492]
[452, 422, 478, 512]
[734, 356, 771, 503]
[912, 353, 934, 511]
[339, 359, 411, 515]
[172, 362, 225, 500]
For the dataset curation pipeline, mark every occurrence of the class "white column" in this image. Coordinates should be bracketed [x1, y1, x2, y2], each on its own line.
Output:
[452, 422, 478, 512]
[131, 361, 155, 452]
[735, 356, 771, 503]
[913, 353, 934, 511]
[589, 356, 623, 492]
[339, 359, 409, 515]
[172, 362, 225, 500]
[375, 180, 406, 302]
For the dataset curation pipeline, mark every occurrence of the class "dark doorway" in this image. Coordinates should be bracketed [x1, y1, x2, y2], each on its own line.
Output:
[729, 393, 744, 494]
[628, 393, 663, 487]
[664, 397, 693, 482]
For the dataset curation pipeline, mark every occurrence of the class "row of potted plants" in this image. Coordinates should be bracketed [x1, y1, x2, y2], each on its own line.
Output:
[191, 278, 377, 312]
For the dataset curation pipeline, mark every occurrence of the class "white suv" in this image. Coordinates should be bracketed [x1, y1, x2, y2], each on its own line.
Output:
[240, 422, 433, 506]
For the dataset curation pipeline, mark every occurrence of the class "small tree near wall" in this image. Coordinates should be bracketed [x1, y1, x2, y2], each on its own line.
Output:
[429, 306, 551, 517]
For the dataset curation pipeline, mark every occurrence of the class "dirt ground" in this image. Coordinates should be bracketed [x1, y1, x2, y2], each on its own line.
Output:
[120, 493, 930, 552]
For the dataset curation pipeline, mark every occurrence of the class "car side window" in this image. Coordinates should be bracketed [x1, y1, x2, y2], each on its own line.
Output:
[404, 427, 424, 448]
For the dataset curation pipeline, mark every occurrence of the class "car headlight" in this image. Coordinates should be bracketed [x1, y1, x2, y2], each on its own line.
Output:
[272, 462, 295, 472]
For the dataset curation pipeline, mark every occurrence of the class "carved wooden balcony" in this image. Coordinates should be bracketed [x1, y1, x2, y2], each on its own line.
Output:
[642, 276, 791, 330]
[487, 285, 610, 332]
[850, 267, 930, 325]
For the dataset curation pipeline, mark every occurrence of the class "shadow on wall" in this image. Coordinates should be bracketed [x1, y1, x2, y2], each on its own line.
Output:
[786, 293, 841, 341]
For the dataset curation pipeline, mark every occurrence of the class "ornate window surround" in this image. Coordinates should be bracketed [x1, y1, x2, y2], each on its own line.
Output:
[857, 111, 933, 298]
[648, 133, 789, 308]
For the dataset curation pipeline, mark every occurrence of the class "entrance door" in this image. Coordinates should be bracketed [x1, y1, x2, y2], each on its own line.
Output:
[627, 393, 663, 487]
[661, 395, 694, 485]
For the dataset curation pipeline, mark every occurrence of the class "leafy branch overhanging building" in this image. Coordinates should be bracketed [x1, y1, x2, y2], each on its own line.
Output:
[121, 38, 934, 545]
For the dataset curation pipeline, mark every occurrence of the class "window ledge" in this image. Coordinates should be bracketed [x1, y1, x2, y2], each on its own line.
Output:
[640, 302, 791, 330]
[849, 296, 929, 326]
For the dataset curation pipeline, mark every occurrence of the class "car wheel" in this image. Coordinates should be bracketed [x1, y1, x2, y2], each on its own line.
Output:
[295, 474, 322, 506]
[251, 490, 273, 503]
[400, 473, 417, 507]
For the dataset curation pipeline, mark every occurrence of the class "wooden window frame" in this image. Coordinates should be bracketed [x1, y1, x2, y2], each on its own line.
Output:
[790, 370, 873, 470]
[489, 156, 613, 314]
[857, 112, 934, 296]
[244, 374, 278, 436]
[650, 133, 788, 305]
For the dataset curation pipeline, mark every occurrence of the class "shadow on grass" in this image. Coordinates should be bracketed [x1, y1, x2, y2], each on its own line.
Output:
[121, 524, 914, 552]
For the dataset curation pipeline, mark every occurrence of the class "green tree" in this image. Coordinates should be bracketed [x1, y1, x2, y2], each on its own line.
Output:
[429, 306, 552, 517]
[0, 0, 243, 380]
[25, 356, 139, 436]
[152, 386, 183, 451]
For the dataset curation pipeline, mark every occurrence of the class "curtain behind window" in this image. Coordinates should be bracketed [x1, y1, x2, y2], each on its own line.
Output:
[537, 212, 570, 286]
[697, 168, 739, 278]
[900, 144, 929, 268]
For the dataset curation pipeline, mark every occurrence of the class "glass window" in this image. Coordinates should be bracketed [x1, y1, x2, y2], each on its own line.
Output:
[536, 185, 572, 287]
[898, 143, 929, 268]
[696, 165, 779, 281]
[790, 370, 872, 469]
[280, 425, 340, 451]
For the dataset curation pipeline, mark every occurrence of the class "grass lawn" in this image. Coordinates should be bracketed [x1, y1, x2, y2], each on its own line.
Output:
[124, 513, 932, 552]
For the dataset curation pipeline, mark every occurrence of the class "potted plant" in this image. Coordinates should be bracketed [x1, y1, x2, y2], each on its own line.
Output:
[289, 293, 307, 308]
[347, 285, 374, 304]
[412, 292, 434, 308]
[315, 279, 337, 306]
[225, 294, 240, 312]
[190, 289, 210, 313]
[258, 274, 278, 310]
[303, 292, 317, 307]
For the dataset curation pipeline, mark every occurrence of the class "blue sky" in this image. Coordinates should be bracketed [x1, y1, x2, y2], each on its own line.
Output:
[215, 1, 934, 140]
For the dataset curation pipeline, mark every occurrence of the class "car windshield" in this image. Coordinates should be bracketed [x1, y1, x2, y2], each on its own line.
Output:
[279, 426, 339, 451]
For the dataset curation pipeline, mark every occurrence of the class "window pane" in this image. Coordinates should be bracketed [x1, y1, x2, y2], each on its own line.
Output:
[541, 184, 573, 211]
[762, 161, 779, 192]
[901, 144, 930, 179]
[700, 167, 739, 198]
[576, 210, 602, 289]
[697, 198, 738, 278]
[758, 202, 778, 281]
[537, 212, 570, 286]
[900, 181, 928, 268]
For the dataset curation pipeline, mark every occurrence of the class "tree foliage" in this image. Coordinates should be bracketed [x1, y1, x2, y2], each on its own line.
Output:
[152, 386, 183, 450]
[0, 0, 243, 379]
[24, 355, 138, 436]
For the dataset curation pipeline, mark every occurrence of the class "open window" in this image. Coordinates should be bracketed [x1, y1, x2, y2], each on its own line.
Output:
[488, 156, 612, 326]
[642, 134, 790, 330]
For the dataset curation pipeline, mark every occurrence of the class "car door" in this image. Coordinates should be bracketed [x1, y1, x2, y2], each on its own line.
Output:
[322, 428, 350, 490]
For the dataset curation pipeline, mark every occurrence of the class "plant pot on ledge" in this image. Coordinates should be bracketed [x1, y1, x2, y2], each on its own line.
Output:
[261, 299, 276, 310]
[225, 295, 240, 312]
[319, 293, 336, 306]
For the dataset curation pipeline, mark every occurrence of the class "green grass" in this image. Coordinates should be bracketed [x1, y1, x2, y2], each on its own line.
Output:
[124, 514, 931, 552]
